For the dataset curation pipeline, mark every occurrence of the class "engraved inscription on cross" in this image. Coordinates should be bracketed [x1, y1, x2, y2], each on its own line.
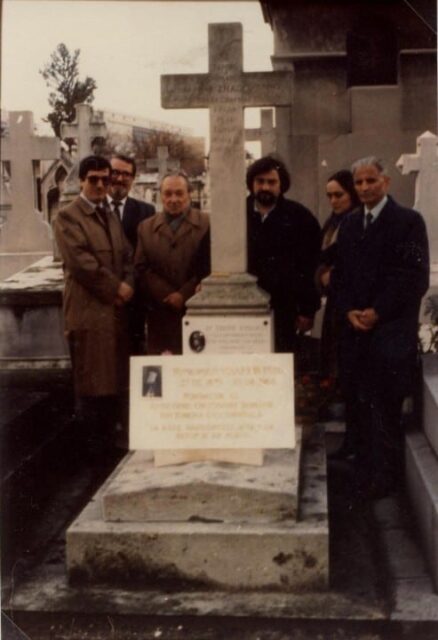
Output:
[162, 23, 292, 274]
[1, 111, 59, 252]
[147, 145, 180, 212]
[61, 103, 107, 161]
[245, 109, 276, 157]
[397, 131, 438, 264]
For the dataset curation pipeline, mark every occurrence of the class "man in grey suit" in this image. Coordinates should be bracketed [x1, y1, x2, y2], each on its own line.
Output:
[108, 154, 155, 354]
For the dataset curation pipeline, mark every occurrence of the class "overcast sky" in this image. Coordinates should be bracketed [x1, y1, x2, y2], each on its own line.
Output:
[1, 0, 274, 147]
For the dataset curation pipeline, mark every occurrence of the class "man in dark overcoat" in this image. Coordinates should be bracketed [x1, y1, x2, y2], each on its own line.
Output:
[107, 154, 155, 354]
[54, 155, 134, 454]
[246, 156, 321, 353]
[333, 156, 429, 499]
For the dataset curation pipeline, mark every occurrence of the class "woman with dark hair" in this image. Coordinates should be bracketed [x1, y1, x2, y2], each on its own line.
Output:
[317, 170, 360, 399]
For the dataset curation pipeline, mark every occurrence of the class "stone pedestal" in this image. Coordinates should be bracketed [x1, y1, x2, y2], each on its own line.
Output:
[66, 426, 329, 591]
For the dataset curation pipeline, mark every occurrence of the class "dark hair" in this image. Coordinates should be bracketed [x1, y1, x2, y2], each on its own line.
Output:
[246, 155, 291, 194]
[327, 169, 360, 208]
[79, 155, 112, 180]
[111, 154, 137, 177]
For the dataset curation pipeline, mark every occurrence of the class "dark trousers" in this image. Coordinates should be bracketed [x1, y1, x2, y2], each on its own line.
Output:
[75, 394, 128, 456]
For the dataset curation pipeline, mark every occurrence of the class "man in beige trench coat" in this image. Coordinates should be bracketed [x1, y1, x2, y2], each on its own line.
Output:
[54, 155, 134, 455]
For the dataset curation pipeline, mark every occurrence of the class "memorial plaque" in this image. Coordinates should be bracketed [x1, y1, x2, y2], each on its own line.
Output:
[130, 354, 295, 451]
[183, 315, 273, 354]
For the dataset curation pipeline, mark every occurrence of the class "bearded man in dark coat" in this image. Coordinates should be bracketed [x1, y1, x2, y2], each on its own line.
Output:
[333, 156, 429, 500]
[246, 156, 321, 354]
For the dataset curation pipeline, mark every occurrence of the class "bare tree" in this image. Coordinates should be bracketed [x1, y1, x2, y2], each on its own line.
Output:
[40, 43, 97, 138]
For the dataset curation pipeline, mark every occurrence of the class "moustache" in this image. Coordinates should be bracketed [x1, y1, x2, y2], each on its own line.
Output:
[255, 191, 278, 206]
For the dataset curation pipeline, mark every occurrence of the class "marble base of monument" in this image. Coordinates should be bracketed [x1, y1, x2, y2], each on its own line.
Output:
[103, 444, 301, 523]
[67, 427, 329, 591]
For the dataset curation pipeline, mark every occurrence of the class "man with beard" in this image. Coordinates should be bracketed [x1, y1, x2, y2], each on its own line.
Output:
[246, 156, 321, 353]
[107, 154, 155, 354]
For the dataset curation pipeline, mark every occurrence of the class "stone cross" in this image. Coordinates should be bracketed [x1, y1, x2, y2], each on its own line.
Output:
[146, 145, 180, 212]
[0, 111, 59, 253]
[59, 103, 107, 208]
[397, 131, 438, 265]
[245, 108, 276, 156]
[162, 23, 292, 274]
[60, 103, 107, 161]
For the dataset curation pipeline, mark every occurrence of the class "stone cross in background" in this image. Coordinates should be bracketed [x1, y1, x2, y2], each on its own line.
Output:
[59, 103, 107, 204]
[146, 145, 180, 212]
[245, 108, 276, 157]
[0, 111, 59, 258]
[162, 23, 293, 277]
[61, 103, 107, 161]
[397, 131, 438, 267]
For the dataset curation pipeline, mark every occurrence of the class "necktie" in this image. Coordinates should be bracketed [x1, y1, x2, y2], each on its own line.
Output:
[365, 211, 373, 229]
[113, 201, 122, 220]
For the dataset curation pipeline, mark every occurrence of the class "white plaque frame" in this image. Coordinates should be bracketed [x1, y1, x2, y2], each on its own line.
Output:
[130, 353, 295, 451]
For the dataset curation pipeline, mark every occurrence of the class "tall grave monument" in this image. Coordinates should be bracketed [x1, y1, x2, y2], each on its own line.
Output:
[66, 23, 328, 593]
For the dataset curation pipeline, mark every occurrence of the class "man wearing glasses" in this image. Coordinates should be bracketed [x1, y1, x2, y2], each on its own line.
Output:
[54, 155, 134, 458]
[107, 154, 155, 354]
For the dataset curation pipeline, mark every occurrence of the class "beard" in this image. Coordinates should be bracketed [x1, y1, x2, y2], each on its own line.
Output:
[254, 190, 278, 208]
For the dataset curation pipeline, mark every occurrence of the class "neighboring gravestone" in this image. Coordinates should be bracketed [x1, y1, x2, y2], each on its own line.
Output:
[245, 108, 276, 156]
[398, 132, 438, 591]
[0, 112, 60, 279]
[397, 131, 438, 270]
[146, 145, 180, 212]
[59, 103, 107, 203]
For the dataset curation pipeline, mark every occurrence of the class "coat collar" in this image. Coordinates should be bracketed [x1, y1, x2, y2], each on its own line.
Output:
[152, 207, 201, 232]
[75, 195, 101, 216]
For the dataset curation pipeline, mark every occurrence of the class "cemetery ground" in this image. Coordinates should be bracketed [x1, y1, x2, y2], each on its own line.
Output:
[2, 359, 438, 640]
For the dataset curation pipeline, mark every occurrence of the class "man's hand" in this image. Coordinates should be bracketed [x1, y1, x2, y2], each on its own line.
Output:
[359, 307, 379, 330]
[296, 315, 314, 333]
[116, 281, 134, 305]
[320, 268, 332, 288]
[163, 292, 184, 311]
[347, 308, 378, 331]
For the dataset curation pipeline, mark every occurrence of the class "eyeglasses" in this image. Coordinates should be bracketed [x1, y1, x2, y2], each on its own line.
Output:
[111, 169, 134, 179]
[86, 176, 111, 186]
